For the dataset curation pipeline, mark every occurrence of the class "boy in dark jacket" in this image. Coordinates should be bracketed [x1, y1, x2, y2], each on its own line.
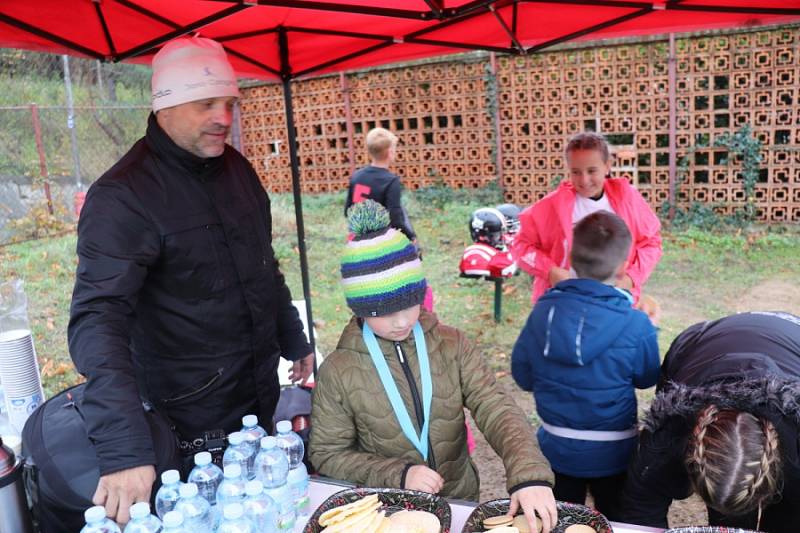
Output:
[511, 210, 660, 520]
[344, 127, 416, 242]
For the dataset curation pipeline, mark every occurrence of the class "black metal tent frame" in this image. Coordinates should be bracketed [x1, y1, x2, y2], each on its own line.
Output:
[3, 0, 799, 363]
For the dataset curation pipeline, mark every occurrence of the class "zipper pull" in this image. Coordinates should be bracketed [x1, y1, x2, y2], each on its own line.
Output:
[394, 342, 405, 363]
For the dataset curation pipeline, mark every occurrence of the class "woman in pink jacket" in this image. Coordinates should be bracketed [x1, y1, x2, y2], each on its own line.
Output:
[512, 132, 662, 304]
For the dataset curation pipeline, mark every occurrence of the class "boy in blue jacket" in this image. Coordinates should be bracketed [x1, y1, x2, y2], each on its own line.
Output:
[511, 210, 659, 521]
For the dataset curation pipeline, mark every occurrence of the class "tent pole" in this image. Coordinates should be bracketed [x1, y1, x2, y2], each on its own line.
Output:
[280, 27, 317, 379]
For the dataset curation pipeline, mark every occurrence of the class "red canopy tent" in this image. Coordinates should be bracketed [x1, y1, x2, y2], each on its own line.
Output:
[2, 0, 800, 354]
[2, 1, 800, 80]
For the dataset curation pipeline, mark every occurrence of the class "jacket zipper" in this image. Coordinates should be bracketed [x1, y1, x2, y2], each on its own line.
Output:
[161, 368, 224, 404]
[394, 341, 437, 471]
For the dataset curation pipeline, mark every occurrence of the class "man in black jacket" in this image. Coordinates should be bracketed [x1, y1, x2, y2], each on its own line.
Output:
[67, 36, 312, 525]
[620, 312, 800, 532]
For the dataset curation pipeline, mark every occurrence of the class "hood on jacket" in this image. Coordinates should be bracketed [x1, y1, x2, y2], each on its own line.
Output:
[529, 279, 635, 367]
[644, 377, 800, 434]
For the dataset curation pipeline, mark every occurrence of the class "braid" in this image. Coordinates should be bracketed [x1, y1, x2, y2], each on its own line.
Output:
[688, 405, 720, 501]
[686, 406, 783, 518]
[748, 418, 782, 503]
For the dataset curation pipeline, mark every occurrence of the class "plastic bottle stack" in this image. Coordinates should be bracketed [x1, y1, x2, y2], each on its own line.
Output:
[155, 469, 183, 519]
[275, 420, 310, 520]
[175, 482, 214, 532]
[239, 414, 267, 475]
[223, 432, 255, 481]
[215, 503, 255, 533]
[80, 506, 121, 533]
[242, 480, 278, 533]
[123, 502, 162, 533]
[216, 463, 247, 509]
[162, 511, 189, 533]
[188, 451, 223, 507]
[254, 436, 295, 531]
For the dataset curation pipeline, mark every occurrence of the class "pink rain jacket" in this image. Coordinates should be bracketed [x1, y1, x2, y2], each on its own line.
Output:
[512, 178, 662, 304]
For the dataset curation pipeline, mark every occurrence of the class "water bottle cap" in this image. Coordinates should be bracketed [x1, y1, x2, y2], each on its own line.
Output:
[194, 451, 212, 466]
[228, 431, 244, 445]
[223, 502, 244, 520]
[245, 480, 263, 496]
[179, 482, 198, 498]
[242, 414, 258, 427]
[260, 436, 277, 449]
[163, 510, 184, 527]
[161, 469, 180, 485]
[84, 505, 106, 523]
[129, 501, 151, 519]
[287, 463, 308, 480]
[276, 420, 292, 433]
[223, 463, 242, 478]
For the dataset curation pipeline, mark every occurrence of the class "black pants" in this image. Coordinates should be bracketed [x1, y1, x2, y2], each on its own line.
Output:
[554, 471, 626, 522]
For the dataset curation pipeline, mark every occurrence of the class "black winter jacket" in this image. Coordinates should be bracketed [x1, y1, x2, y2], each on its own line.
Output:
[69, 114, 311, 476]
[620, 312, 800, 532]
[344, 166, 416, 241]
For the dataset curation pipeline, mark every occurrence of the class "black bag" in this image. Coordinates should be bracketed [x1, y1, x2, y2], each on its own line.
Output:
[21, 383, 181, 533]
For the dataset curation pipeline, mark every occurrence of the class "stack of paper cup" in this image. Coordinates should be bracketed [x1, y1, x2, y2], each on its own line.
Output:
[0, 329, 45, 433]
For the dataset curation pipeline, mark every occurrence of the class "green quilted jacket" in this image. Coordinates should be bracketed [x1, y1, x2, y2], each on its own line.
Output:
[309, 310, 554, 501]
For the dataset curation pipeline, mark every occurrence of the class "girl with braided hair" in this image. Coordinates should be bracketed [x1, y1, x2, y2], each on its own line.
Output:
[620, 312, 800, 532]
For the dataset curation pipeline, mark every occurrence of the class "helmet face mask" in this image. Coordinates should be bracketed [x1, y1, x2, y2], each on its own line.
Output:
[469, 208, 507, 249]
[496, 203, 521, 234]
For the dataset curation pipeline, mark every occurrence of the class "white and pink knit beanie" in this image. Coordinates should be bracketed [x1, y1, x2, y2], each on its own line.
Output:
[151, 36, 240, 112]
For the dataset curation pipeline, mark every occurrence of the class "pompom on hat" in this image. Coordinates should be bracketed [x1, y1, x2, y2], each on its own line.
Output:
[341, 200, 427, 317]
[151, 36, 241, 112]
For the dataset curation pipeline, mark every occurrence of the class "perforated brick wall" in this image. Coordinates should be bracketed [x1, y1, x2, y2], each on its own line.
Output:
[240, 25, 800, 223]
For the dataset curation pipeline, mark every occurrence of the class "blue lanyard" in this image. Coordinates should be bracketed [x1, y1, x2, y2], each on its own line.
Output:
[362, 322, 432, 460]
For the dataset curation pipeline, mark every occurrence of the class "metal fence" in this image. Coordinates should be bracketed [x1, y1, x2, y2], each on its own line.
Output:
[0, 51, 151, 242]
[0, 50, 151, 185]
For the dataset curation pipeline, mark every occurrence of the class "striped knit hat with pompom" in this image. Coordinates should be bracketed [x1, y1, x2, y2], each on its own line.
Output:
[341, 200, 427, 317]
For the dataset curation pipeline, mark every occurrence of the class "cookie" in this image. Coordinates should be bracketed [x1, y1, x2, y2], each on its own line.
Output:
[564, 525, 596, 533]
[483, 514, 514, 529]
[388, 509, 441, 533]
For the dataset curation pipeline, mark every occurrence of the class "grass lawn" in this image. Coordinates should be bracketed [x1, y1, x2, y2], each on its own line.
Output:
[3, 187, 800, 397]
[2, 186, 800, 525]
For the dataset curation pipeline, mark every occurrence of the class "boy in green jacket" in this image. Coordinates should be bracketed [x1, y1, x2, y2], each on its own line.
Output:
[309, 200, 557, 532]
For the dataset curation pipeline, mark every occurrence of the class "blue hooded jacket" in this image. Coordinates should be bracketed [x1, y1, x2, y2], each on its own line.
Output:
[511, 278, 660, 478]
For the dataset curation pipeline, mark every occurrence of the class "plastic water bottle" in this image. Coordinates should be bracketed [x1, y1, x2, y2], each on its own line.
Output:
[124, 502, 162, 532]
[216, 503, 255, 533]
[80, 506, 121, 533]
[216, 464, 247, 509]
[175, 482, 213, 532]
[155, 469, 182, 519]
[188, 451, 223, 506]
[275, 420, 309, 519]
[286, 461, 310, 520]
[161, 511, 189, 533]
[239, 415, 267, 470]
[274, 420, 304, 469]
[223, 432, 255, 480]
[254, 436, 294, 531]
[242, 480, 278, 533]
